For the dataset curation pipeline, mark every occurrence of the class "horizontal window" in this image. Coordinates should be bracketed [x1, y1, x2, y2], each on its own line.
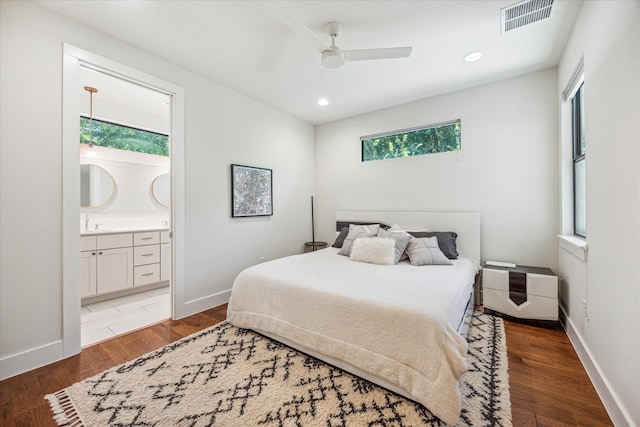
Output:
[361, 120, 460, 162]
[80, 116, 169, 157]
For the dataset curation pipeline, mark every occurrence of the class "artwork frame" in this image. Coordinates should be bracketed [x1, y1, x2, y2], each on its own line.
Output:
[231, 164, 273, 217]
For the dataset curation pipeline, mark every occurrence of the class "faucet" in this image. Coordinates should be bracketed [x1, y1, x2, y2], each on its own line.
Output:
[84, 215, 90, 231]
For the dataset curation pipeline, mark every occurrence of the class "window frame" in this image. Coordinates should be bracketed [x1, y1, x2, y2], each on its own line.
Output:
[571, 82, 586, 238]
[360, 119, 461, 162]
[80, 115, 170, 157]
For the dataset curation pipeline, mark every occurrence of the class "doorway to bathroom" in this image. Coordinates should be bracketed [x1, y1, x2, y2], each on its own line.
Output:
[78, 66, 173, 347]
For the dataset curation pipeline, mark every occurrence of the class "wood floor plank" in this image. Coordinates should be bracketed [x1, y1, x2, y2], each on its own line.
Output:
[503, 318, 613, 426]
[0, 306, 612, 426]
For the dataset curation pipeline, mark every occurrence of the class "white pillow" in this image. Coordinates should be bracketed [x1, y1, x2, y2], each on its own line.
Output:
[349, 237, 396, 265]
[348, 223, 380, 233]
[338, 226, 378, 256]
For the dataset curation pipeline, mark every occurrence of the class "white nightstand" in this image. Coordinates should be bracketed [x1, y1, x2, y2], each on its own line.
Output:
[482, 264, 558, 322]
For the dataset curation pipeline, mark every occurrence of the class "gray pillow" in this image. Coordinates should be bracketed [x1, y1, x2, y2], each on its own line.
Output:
[332, 227, 349, 248]
[338, 227, 377, 256]
[408, 231, 458, 259]
[406, 237, 453, 266]
[377, 229, 412, 264]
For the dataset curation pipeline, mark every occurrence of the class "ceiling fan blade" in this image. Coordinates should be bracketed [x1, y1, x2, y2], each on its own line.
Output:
[344, 46, 413, 62]
[305, 64, 326, 87]
[275, 7, 329, 53]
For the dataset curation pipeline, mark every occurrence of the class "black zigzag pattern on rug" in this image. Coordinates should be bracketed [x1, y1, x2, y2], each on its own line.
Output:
[47, 311, 511, 427]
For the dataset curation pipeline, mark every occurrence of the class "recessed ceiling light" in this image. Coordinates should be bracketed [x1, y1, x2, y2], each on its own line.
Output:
[317, 98, 329, 106]
[463, 51, 483, 62]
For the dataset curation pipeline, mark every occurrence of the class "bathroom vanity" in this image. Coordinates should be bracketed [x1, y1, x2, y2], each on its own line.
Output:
[80, 228, 170, 300]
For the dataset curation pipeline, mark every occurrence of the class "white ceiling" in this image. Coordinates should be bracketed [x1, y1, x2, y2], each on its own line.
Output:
[39, 0, 582, 125]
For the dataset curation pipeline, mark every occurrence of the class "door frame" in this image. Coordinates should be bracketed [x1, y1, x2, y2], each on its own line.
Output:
[62, 44, 186, 357]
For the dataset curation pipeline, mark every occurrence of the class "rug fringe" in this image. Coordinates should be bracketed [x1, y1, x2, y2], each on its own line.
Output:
[45, 390, 84, 427]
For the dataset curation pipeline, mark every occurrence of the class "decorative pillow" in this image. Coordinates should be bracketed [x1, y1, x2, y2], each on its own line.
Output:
[349, 237, 396, 265]
[377, 229, 412, 264]
[338, 227, 377, 256]
[406, 237, 453, 266]
[408, 231, 458, 259]
[348, 223, 380, 234]
[332, 227, 349, 248]
[385, 224, 411, 261]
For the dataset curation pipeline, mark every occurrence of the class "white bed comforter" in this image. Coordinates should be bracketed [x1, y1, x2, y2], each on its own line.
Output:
[226, 248, 477, 424]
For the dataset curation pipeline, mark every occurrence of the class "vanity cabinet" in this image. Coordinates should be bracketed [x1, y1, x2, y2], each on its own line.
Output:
[160, 230, 171, 282]
[81, 230, 169, 299]
[80, 249, 97, 298]
[133, 231, 161, 286]
[80, 234, 134, 298]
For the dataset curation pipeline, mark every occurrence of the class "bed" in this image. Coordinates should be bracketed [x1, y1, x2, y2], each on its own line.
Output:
[227, 211, 481, 425]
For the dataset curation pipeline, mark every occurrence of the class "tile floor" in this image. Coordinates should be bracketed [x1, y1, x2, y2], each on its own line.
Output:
[81, 286, 170, 348]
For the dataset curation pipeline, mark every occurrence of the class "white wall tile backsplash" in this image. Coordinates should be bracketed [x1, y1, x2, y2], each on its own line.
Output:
[80, 146, 170, 231]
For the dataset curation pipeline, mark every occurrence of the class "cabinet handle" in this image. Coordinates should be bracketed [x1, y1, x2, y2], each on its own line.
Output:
[142, 272, 154, 276]
[141, 237, 153, 240]
[141, 253, 153, 256]
[92, 252, 96, 255]
[98, 252, 103, 255]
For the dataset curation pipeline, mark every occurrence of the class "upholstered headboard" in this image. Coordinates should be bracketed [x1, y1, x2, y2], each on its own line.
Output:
[335, 211, 481, 264]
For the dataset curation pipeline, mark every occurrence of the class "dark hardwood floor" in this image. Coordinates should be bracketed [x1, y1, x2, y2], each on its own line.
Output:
[0, 305, 612, 426]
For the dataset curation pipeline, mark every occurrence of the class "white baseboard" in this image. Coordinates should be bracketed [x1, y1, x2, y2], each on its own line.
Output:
[174, 289, 231, 320]
[0, 340, 64, 381]
[560, 306, 635, 427]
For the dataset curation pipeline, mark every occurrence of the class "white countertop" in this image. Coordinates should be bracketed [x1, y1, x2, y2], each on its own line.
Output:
[81, 227, 169, 236]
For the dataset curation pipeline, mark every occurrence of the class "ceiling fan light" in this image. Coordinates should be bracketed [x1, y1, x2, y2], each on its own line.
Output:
[464, 51, 483, 62]
[317, 98, 329, 106]
[322, 49, 345, 68]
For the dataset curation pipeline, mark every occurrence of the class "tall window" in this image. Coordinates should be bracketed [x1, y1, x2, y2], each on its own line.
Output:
[571, 83, 586, 237]
[361, 120, 460, 162]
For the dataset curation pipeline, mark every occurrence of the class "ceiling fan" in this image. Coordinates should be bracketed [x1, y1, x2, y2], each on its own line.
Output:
[276, 8, 413, 72]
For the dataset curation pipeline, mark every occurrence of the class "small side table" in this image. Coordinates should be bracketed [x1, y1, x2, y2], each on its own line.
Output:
[483, 263, 558, 324]
[304, 241, 327, 253]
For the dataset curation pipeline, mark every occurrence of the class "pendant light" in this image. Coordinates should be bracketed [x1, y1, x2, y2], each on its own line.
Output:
[84, 86, 98, 158]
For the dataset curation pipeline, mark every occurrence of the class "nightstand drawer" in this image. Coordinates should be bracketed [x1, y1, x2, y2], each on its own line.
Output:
[484, 288, 558, 321]
[527, 273, 557, 298]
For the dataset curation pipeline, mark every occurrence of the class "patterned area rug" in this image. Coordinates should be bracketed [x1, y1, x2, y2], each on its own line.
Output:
[46, 310, 511, 426]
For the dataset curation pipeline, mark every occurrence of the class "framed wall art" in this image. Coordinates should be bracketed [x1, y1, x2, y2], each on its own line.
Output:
[231, 164, 273, 217]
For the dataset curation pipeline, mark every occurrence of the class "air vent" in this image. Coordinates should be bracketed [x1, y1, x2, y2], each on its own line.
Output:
[501, 0, 554, 33]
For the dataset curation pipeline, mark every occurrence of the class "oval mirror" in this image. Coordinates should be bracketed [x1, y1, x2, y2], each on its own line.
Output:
[152, 173, 170, 207]
[80, 164, 116, 208]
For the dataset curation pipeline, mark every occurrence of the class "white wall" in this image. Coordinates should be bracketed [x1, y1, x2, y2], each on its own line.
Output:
[80, 145, 170, 229]
[315, 68, 559, 269]
[557, 2, 639, 425]
[0, 1, 314, 378]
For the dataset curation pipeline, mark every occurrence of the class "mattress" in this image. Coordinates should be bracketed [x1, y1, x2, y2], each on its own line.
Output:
[227, 247, 478, 424]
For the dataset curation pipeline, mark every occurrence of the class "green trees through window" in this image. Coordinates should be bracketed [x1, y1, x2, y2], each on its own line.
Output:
[80, 117, 169, 156]
[361, 120, 460, 162]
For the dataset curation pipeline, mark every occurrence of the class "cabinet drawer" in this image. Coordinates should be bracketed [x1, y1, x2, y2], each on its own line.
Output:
[528, 273, 558, 298]
[134, 244, 160, 266]
[97, 233, 133, 250]
[483, 268, 509, 291]
[134, 231, 160, 246]
[484, 288, 558, 321]
[81, 235, 97, 251]
[134, 263, 161, 286]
